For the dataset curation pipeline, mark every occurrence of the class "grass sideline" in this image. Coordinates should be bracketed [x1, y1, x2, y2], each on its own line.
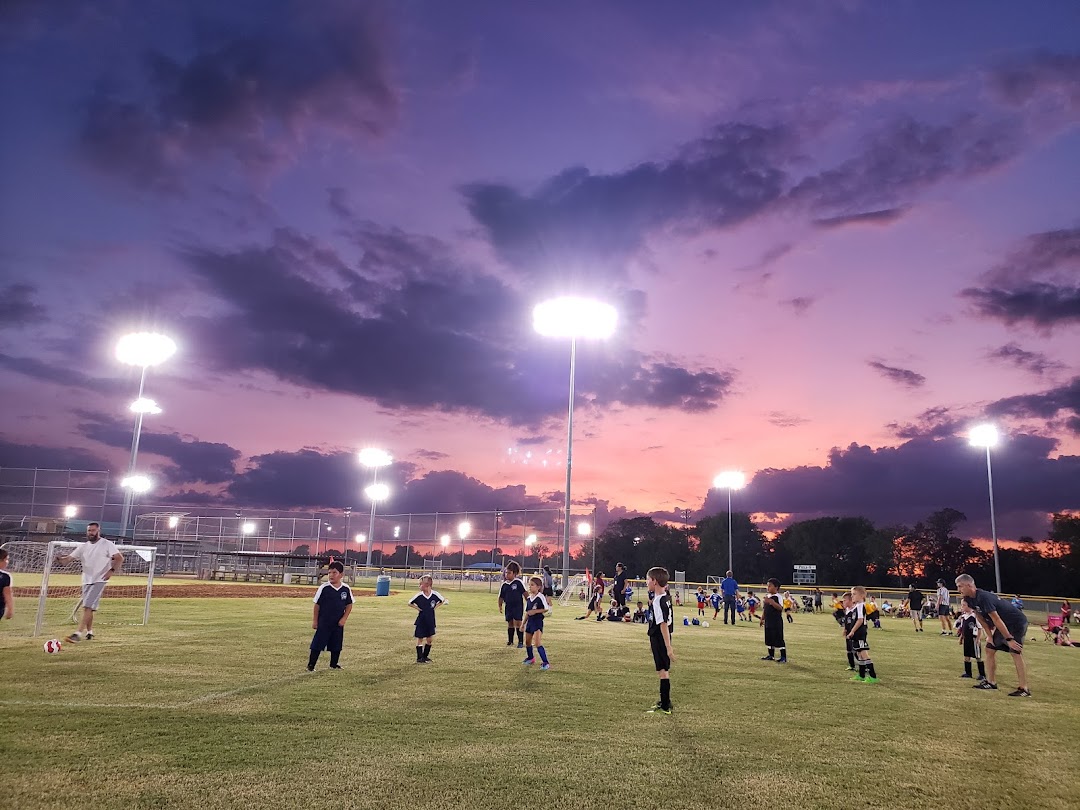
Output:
[2, 592, 1078, 810]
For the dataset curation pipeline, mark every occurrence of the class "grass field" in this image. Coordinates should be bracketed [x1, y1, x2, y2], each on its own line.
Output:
[2, 589, 1078, 810]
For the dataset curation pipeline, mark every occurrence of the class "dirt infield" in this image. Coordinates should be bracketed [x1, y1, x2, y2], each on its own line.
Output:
[13, 585, 381, 599]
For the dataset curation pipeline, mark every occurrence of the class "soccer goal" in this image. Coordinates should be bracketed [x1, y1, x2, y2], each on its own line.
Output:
[559, 574, 590, 607]
[707, 575, 723, 591]
[2, 540, 157, 637]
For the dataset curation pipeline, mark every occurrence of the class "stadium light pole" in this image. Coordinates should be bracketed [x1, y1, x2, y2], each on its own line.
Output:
[969, 424, 1002, 593]
[458, 521, 471, 589]
[533, 297, 617, 593]
[359, 448, 392, 569]
[364, 483, 390, 569]
[712, 471, 747, 573]
[579, 521, 593, 576]
[120, 475, 152, 539]
[116, 332, 176, 539]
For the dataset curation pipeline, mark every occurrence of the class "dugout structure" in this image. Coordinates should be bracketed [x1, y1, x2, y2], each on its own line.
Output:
[2, 540, 157, 637]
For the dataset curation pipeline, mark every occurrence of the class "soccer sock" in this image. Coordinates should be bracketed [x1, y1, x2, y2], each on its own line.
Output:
[329, 650, 340, 667]
[525, 645, 534, 659]
[537, 646, 548, 664]
[517, 629, 524, 644]
[847, 652, 856, 668]
[767, 647, 774, 658]
[867, 662, 877, 678]
[307, 650, 319, 669]
[423, 644, 431, 659]
[778, 646, 786, 659]
[659, 678, 671, 708]
[416, 645, 424, 662]
[964, 660, 973, 676]
[858, 663, 867, 678]
[508, 627, 515, 643]
[977, 660, 986, 677]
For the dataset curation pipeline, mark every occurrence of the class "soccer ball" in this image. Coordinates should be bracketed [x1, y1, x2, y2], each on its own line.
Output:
[43, 639, 62, 654]
[702, 621, 710, 628]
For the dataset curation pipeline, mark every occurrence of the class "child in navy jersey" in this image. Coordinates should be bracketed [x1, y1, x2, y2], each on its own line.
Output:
[410, 575, 447, 663]
[308, 561, 354, 671]
[522, 577, 552, 670]
[498, 562, 526, 648]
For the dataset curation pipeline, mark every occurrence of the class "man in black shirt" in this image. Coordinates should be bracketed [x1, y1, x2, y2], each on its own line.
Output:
[955, 574, 1029, 697]
[760, 578, 787, 663]
[906, 584, 924, 632]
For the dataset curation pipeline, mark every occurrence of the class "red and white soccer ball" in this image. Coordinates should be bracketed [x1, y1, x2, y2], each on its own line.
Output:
[43, 639, 62, 654]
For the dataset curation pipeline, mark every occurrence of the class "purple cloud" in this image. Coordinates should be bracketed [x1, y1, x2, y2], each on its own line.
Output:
[868, 360, 926, 389]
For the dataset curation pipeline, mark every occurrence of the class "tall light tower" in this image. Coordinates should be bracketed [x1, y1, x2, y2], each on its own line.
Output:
[458, 521, 471, 587]
[579, 521, 593, 577]
[712, 471, 747, 573]
[116, 332, 175, 539]
[969, 424, 1002, 593]
[359, 448, 392, 570]
[533, 297, 617, 592]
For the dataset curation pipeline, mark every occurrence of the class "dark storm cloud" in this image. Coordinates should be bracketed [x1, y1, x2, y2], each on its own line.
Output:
[962, 283, 1080, 328]
[702, 433, 1079, 539]
[0, 283, 45, 326]
[812, 207, 907, 229]
[78, 0, 398, 190]
[176, 227, 734, 425]
[887, 406, 966, 440]
[868, 360, 926, 389]
[989, 51, 1080, 110]
[0, 353, 110, 391]
[962, 227, 1080, 329]
[987, 343, 1065, 377]
[987, 376, 1080, 435]
[0, 436, 109, 471]
[462, 122, 798, 280]
[465, 111, 1021, 282]
[75, 410, 241, 483]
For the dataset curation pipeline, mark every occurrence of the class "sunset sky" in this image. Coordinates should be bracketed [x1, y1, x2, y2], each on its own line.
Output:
[1, 0, 1078, 548]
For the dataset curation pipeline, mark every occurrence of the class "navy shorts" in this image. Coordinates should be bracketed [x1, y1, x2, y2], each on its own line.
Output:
[988, 627, 1026, 654]
[504, 604, 524, 623]
[415, 616, 436, 639]
[525, 615, 545, 634]
[311, 623, 344, 653]
[938, 604, 951, 617]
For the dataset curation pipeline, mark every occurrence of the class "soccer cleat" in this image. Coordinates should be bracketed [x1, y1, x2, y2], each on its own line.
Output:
[329, 664, 343, 670]
[306, 666, 315, 672]
[421, 657, 433, 663]
[760, 655, 775, 661]
[1007, 688, 1031, 697]
[960, 673, 973, 678]
[845, 667, 855, 672]
[646, 704, 672, 715]
[850, 675, 866, 682]
[973, 681, 998, 690]
[522, 658, 535, 665]
[506, 640, 514, 646]
[539, 663, 550, 670]
[65, 633, 82, 643]
[85, 632, 94, 640]
[517, 642, 524, 649]
[863, 676, 880, 684]
[776, 657, 788, 664]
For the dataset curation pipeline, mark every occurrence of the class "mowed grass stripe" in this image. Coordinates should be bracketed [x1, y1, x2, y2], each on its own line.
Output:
[1, 592, 1077, 810]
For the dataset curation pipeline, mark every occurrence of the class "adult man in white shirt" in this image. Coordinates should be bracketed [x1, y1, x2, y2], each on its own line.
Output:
[54, 522, 124, 642]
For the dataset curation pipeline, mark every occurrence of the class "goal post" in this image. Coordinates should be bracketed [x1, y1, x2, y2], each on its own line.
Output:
[2, 540, 157, 637]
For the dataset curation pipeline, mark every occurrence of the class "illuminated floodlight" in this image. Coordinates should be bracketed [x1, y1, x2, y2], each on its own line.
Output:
[168, 515, 179, 529]
[64, 505, 77, 518]
[526, 534, 537, 546]
[969, 424, 1000, 449]
[116, 332, 176, 368]
[358, 448, 393, 468]
[713, 471, 747, 491]
[241, 522, 256, 535]
[121, 475, 152, 493]
[458, 521, 471, 540]
[366, 483, 390, 502]
[394, 525, 401, 538]
[533, 297, 617, 339]
[440, 534, 451, 548]
[355, 533, 367, 544]
[577, 522, 591, 537]
[129, 398, 162, 415]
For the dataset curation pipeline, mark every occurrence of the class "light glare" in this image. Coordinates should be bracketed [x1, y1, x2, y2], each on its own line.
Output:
[116, 332, 176, 367]
[458, 521, 471, 539]
[533, 297, 617, 339]
[969, 424, 1000, 448]
[577, 521, 591, 537]
[713, 470, 747, 491]
[168, 515, 179, 528]
[365, 483, 390, 502]
[526, 534, 537, 546]
[121, 475, 152, 493]
[130, 397, 162, 415]
[64, 505, 77, 518]
[358, 447, 393, 468]
[440, 534, 451, 548]
[355, 533, 366, 544]
[242, 521, 256, 535]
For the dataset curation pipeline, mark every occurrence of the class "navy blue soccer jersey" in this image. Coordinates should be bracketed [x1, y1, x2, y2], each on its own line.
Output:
[313, 582, 354, 625]
[410, 589, 446, 620]
[710, 593, 722, 609]
[499, 578, 526, 605]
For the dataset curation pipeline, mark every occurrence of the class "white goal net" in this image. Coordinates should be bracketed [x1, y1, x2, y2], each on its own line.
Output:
[559, 574, 590, 606]
[2, 540, 157, 637]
